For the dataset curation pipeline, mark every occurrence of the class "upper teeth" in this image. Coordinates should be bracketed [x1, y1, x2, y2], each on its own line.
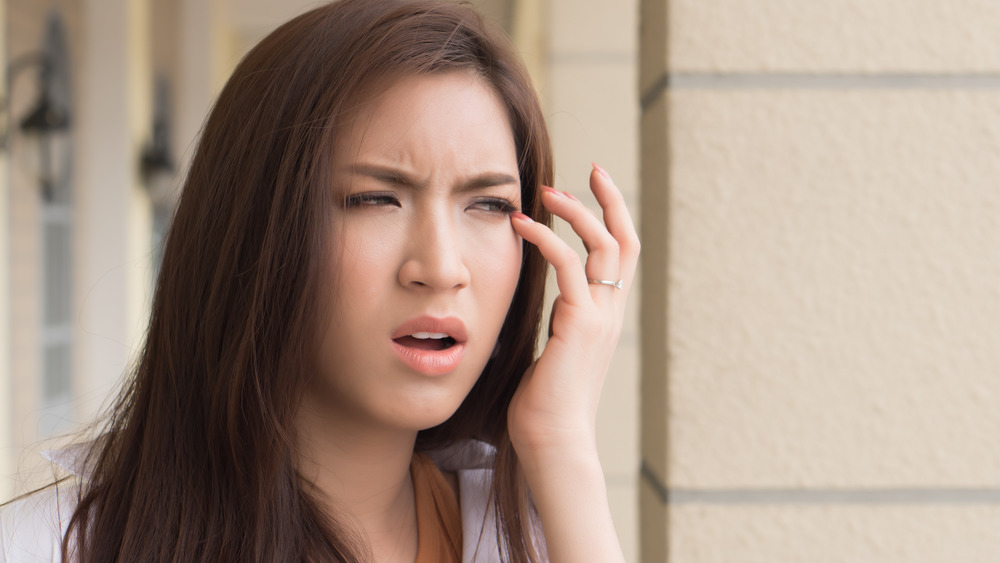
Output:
[411, 332, 449, 340]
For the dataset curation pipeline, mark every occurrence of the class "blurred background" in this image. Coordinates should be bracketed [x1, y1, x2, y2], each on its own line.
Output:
[2, 0, 999, 561]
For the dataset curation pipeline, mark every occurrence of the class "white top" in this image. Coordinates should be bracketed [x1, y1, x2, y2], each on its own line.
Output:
[1, 441, 516, 563]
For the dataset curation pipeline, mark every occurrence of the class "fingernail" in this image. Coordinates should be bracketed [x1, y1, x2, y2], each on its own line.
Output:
[593, 162, 611, 179]
[562, 191, 579, 202]
[511, 212, 534, 223]
[542, 185, 562, 196]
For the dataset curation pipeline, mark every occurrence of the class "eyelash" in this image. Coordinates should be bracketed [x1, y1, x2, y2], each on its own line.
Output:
[469, 197, 519, 215]
[342, 193, 520, 215]
[343, 192, 400, 208]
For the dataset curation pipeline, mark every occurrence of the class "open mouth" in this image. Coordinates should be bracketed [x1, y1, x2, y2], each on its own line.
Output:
[392, 332, 458, 351]
[390, 321, 466, 376]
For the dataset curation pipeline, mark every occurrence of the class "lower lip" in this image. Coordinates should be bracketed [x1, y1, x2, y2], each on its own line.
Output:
[391, 341, 466, 375]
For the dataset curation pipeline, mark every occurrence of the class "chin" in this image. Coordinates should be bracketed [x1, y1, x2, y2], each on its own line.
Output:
[373, 390, 462, 432]
[400, 406, 464, 432]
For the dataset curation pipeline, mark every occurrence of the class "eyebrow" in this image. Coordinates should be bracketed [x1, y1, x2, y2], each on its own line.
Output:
[345, 163, 519, 192]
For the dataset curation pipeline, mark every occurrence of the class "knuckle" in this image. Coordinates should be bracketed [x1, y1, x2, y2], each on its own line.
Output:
[623, 235, 641, 256]
[598, 230, 619, 251]
[610, 190, 627, 206]
[562, 248, 584, 270]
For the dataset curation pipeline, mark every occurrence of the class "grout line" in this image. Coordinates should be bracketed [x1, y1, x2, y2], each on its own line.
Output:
[640, 71, 1000, 111]
[668, 487, 1000, 506]
[641, 459, 669, 505]
[642, 460, 1000, 505]
[640, 73, 670, 111]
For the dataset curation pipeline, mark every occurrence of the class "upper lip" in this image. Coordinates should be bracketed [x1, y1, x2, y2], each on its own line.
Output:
[391, 315, 468, 343]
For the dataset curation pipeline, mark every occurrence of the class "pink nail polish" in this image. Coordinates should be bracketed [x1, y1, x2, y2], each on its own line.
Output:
[563, 191, 579, 202]
[542, 185, 561, 196]
[511, 212, 534, 223]
[593, 162, 611, 178]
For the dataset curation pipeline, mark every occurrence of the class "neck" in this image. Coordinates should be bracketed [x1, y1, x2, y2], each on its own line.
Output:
[296, 400, 419, 562]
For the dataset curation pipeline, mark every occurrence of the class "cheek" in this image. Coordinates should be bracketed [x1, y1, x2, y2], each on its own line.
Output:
[333, 220, 403, 298]
[466, 223, 523, 297]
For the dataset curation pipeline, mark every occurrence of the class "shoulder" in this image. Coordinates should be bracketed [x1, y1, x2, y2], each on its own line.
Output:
[1, 481, 80, 562]
[1, 444, 90, 562]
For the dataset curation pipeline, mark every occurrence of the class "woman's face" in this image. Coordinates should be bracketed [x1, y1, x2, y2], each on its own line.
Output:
[312, 71, 524, 432]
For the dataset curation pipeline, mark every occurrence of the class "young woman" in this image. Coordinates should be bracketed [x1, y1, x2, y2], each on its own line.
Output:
[0, 1, 639, 561]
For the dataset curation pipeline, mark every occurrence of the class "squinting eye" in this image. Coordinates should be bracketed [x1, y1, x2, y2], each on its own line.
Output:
[470, 197, 519, 214]
[344, 192, 401, 208]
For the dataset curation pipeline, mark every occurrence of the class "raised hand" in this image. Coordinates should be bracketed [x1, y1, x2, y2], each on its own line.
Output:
[508, 163, 639, 563]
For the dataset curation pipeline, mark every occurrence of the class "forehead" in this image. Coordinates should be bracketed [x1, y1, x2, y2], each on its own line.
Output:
[333, 71, 518, 172]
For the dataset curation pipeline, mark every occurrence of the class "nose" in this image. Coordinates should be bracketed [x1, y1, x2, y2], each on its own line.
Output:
[397, 208, 471, 291]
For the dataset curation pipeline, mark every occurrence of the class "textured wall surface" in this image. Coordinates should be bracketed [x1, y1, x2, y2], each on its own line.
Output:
[670, 506, 1000, 563]
[641, 0, 1000, 561]
[669, 91, 1000, 489]
[669, 0, 1000, 72]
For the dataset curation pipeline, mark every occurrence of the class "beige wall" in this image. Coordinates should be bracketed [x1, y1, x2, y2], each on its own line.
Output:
[75, 0, 154, 429]
[542, 0, 640, 560]
[641, 0, 1000, 561]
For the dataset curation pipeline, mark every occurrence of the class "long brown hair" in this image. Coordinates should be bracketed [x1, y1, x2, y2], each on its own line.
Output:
[64, 1, 552, 561]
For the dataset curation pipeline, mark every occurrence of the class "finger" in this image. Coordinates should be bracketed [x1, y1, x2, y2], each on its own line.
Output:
[539, 186, 620, 290]
[510, 212, 591, 306]
[590, 164, 641, 287]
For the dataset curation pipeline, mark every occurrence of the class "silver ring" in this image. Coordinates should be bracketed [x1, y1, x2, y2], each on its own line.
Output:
[587, 278, 624, 290]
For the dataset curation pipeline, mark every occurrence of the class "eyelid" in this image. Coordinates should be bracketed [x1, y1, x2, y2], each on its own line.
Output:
[469, 195, 520, 214]
[343, 191, 401, 208]
[342, 190, 520, 214]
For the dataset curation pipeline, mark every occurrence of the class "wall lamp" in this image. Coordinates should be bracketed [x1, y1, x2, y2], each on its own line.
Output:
[2, 12, 73, 202]
[140, 78, 174, 185]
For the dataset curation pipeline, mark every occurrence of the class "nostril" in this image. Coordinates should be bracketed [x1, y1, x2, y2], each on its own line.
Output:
[397, 234, 471, 290]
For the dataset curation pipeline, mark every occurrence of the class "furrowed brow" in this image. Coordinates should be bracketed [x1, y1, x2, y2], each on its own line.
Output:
[347, 163, 414, 186]
[461, 172, 520, 192]
[346, 163, 519, 192]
